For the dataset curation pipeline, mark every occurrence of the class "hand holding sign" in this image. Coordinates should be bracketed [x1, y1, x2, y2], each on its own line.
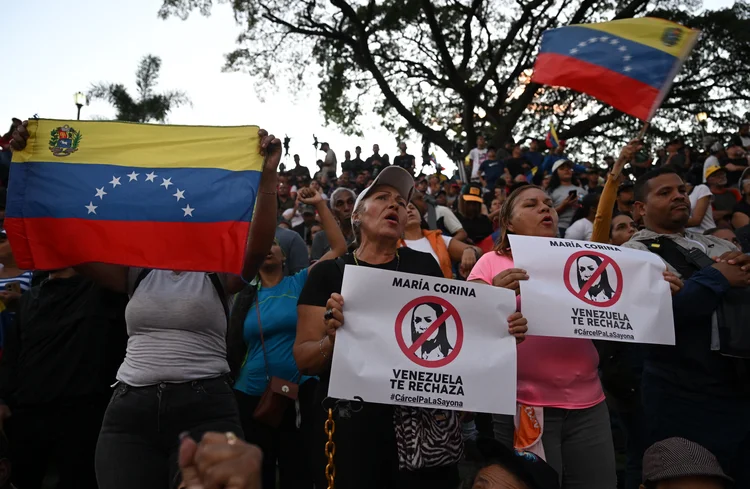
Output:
[324, 293, 345, 344]
[663, 271, 683, 295]
[507, 312, 528, 344]
[491, 268, 529, 295]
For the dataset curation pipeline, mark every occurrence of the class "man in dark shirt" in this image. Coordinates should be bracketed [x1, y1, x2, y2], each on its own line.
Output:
[341, 150, 355, 178]
[351, 146, 365, 174]
[288, 154, 310, 185]
[624, 168, 750, 485]
[523, 139, 544, 169]
[392, 142, 415, 175]
[504, 145, 528, 181]
[478, 147, 504, 190]
[365, 144, 383, 170]
[457, 183, 494, 244]
[0, 269, 128, 489]
[277, 180, 295, 216]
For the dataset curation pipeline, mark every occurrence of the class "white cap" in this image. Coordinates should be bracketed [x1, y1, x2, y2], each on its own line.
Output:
[551, 159, 574, 173]
[352, 166, 415, 226]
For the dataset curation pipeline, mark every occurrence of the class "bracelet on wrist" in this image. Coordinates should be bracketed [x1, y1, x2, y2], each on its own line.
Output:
[259, 189, 277, 196]
[319, 337, 331, 360]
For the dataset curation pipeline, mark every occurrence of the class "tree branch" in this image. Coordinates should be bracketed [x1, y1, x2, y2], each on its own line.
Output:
[420, 0, 470, 95]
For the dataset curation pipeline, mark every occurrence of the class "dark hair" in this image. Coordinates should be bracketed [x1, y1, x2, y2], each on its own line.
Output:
[609, 213, 634, 238]
[617, 182, 635, 196]
[571, 193, 600, 225]
[548, 161, 573, 193]
[410, 302, 452, 358]
[634, 167, 681, 203]
[493, 184, 545, 253]
[576, 254, 615, 300]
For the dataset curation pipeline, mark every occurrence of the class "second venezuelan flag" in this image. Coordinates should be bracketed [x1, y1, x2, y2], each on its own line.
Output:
[532, 17, 699, 121]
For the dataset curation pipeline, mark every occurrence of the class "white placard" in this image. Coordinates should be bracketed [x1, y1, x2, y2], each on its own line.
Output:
[508, 235, 675, 345]
[328, 266, 517, 414]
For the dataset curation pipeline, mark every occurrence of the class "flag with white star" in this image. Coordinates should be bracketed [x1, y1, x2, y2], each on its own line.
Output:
[532, 17, 699, 121]
[6, 119, 264, 274]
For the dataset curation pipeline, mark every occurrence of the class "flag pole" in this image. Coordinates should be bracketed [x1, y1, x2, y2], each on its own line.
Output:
[637, 122, 649, 141]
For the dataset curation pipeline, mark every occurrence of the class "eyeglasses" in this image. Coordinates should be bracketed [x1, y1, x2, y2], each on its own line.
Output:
[335, 199, 355, 207]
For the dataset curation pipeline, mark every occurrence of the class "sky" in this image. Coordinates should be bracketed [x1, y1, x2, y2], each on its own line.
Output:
[2, 0, 735, 175]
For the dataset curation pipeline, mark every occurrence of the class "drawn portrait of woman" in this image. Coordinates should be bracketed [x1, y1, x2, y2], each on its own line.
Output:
[410, 302, 453, 360]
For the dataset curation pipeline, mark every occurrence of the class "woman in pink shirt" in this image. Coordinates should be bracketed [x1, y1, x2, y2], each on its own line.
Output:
[468, 185, 616, 489]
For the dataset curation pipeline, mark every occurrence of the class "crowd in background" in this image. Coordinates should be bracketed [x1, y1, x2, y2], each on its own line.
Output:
[0, 117, 747, 489]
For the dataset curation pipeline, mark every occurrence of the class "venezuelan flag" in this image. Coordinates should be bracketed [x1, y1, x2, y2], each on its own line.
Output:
[532, 17, 699, 121]
[545, 122, 560, 149]
[6, 119, 263, 274]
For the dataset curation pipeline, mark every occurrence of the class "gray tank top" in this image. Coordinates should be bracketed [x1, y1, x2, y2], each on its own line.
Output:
[116, 269, 229, 387]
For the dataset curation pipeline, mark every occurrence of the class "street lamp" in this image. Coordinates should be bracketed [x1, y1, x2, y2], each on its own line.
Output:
[74, 92, 86, 120]
[696, 111, 708, 136]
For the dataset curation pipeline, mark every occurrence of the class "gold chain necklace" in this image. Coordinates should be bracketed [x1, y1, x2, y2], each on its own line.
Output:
[353, 249, 400, 270]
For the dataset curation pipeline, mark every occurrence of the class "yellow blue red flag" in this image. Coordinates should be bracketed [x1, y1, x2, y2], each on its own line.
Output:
[532, 17, 700, 121]
[6, 120, 263, 274]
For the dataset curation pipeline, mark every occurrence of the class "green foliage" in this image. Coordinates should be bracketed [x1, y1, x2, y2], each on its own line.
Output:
[48, 129, 58, 147]
[72, 130, 83, 148]
[159, 0, 750, 159]
[88, 55, 191, 123]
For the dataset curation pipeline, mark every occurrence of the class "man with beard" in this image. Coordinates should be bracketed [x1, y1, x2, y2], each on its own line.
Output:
[622, 168, 750, 486]
[310, 187, 357, 260]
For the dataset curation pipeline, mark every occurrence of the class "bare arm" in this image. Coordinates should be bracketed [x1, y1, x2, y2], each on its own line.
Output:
[300, 188, 347, 268]
[591, 139, 642, 243]
[225, 130, 281, 294]
[687, 196, 710, 228]
[294, 304, 332, 375]
[447, 238, 478, 263]
[732, 211, 750, 229]
[451, 228, 468, 243]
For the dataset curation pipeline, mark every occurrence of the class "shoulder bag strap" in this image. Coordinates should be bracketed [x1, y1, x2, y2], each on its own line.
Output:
[255, 293, 271, 382]
[133, 268, 152, 293]
[207, 273, 229, 321]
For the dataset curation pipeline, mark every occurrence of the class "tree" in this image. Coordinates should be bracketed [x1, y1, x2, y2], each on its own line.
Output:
[158, 0, 750, 159]
[88, 55, 190, 123]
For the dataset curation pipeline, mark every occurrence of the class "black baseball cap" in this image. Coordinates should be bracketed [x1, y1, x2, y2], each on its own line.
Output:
[462, 183, 484, 203]
[474, 438, 560, 489]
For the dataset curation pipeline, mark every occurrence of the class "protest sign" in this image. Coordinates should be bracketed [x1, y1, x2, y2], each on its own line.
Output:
[509, 235, 675, 345]
[328, 266, 517, 414]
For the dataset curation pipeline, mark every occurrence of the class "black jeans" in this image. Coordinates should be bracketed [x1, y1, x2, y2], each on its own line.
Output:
[6, 395, 109, 489]
[234, 379, 317, 489]
[95, 376, 243, 489]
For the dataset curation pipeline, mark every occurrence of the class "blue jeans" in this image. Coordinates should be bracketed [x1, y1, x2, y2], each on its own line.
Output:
[95, 376, 243, 489]
[642, 377, 750, 487]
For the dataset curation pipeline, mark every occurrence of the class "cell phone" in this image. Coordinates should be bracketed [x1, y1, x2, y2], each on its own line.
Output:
[5, 282, 21, 294]
[568, 190, 578, 199]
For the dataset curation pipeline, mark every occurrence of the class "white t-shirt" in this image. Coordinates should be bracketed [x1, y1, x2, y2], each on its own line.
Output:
[404, 235, 453, 267]
[703, 155, 720, 183]
[564, 218, 594, 241]
[425, 205, 464, 235]
[688, 184, 716, 233]
[469, 148, 488, 180]
[282, 208, 304, 228]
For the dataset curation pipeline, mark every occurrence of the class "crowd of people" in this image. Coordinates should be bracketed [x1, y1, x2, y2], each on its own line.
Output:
[0, 117, 747, 489]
